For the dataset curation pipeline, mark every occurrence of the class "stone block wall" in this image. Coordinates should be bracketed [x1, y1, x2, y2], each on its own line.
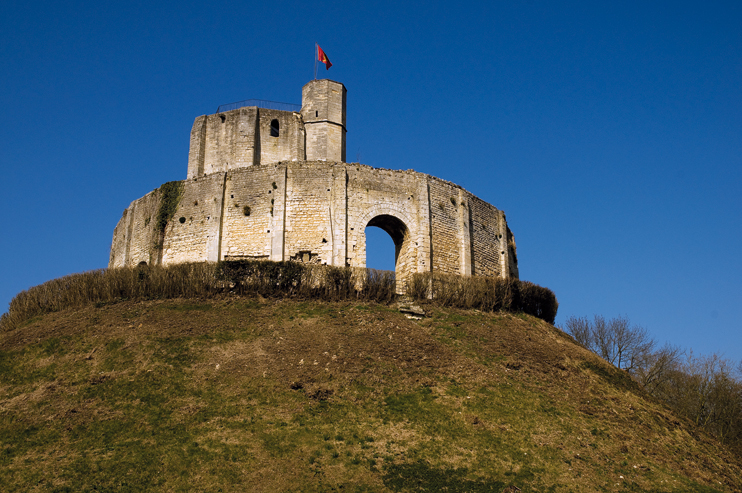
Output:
[186, 107, 305, 179]
[109, 190, 160, 268]
[301, 79, 346, 162]
[428, 179, 463, 275]
[111, 162, 518, 290]
[257, 109, 305, 166]
[284, 162, 336, 263]
[221, 166, 278, 260]
[468, 195, 504, 278]
[186, 79, 346, 179]
[161, 173, 226, 265]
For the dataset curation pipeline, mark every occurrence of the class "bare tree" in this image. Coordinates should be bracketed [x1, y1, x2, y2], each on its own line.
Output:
[564, 314, 655, 373]
[565, 314, 742, 452]
[564, 315, 591, 347]
[633, 343, 682, 394]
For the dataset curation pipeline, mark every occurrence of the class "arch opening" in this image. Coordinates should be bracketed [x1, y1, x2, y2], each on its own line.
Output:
[364, 225, 396, 272]
[364, 214, 415, 293]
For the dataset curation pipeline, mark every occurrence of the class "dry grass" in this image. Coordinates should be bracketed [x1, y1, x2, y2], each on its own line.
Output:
[0, 299, 739, 491]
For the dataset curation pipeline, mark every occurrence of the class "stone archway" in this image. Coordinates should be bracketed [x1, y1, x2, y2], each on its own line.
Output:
[352, 206, 418, 294]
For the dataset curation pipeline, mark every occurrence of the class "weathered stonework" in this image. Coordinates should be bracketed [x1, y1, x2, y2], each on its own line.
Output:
[110, 79, 518, 290]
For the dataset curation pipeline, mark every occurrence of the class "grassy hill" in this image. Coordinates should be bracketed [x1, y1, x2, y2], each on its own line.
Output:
[1, 296, 741, 492]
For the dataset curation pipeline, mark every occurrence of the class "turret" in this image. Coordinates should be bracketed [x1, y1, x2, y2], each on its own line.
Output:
[301, 79, 346, 162]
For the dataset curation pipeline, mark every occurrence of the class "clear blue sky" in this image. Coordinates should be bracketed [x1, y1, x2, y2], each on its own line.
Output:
[1, 1, 740, 363]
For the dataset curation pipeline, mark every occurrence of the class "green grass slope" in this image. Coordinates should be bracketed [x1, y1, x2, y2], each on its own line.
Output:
[1, 298, 740, 492]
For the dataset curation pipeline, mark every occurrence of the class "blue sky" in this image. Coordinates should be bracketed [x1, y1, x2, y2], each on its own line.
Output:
[1, 1, 740, 363]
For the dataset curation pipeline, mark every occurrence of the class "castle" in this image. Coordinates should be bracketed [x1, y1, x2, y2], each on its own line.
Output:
[109, 79, 519, 290]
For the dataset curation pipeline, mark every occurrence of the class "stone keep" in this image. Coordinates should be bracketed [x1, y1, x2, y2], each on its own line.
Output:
[110, 79, 519, 290]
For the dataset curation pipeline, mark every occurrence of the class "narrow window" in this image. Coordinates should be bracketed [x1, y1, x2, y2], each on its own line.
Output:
[270, 119, 279, 137]
[315, 110, 318, 117]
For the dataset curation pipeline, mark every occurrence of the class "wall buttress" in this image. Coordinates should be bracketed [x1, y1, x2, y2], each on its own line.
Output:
[417, 178, 433, 273]
[330, 165, 348, 266]
[458, 189, 472, 276]
[270, 165, 287, 261]
[498, 210, 509, 279]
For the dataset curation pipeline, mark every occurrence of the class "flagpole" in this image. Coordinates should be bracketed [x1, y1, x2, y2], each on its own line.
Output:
[314, 43, 317, 80]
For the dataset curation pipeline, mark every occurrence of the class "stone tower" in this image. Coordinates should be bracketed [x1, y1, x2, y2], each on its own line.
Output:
[301, 79, 346, 162]
[111, 78, 520, 291]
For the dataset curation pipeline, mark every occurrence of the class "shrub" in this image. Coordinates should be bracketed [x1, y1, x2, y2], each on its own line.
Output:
[408, 272, 557, 323]
[155, 181, 185, 235]
[0, 260, 556, 332]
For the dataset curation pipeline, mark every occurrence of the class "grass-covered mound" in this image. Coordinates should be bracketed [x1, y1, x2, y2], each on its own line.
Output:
[1, 298, 740, 492]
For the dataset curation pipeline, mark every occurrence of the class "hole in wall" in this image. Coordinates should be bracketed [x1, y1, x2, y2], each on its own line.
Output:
[315, 110, 318, 117]
[270, 119, 279, 137]
[291, 251, 320, 264]
[179, 217, 186, 224]
[220, 115, 226, 123]
[243, 206, 251, 216]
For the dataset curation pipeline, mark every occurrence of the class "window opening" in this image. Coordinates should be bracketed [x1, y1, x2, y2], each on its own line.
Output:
[270, 119, 279, 137]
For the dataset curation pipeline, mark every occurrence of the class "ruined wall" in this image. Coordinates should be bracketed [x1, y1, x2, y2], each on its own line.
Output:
[221, 165, 283, 261]
[110, 162, 518, 289]
[112, 78, 519, 290]
[186, 108, 304, 179]
[257, 110, 305, 166]
[468, 196, 504, 278]
[109, 190, 160, 268]
[345, 165, 426, 288]
[284, 163, 336, 264]
[428, 179, 463, 275]
[161, 173, 225, 265]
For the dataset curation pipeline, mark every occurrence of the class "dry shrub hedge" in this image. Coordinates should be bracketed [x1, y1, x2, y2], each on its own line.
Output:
[0, 261, 396, 332]
[408, 272, 558, 324]
[215, 260, 396, 302]
[0, 260, 556, 332]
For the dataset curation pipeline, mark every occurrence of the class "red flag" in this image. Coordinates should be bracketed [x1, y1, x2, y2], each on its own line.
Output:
[317, 44, 332, 70]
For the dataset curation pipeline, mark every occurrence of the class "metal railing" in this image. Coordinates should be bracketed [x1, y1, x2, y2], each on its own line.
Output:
[216, 99, 301, 114]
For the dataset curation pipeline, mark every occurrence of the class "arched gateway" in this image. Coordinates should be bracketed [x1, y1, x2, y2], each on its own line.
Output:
[109, 80, 519, 292]
[354, 207, 416, 292]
